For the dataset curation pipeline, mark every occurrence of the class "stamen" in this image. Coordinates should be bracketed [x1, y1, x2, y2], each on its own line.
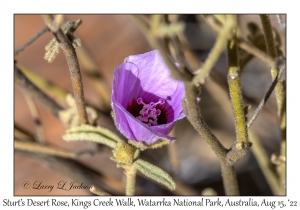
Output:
[136, 97, 165, 126]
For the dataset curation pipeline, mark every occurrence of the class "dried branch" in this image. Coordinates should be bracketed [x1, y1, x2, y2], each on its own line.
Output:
[14, 64, 63, 118]
[248, 131, 281, 195]
[260, 14, 286, 195]
[167, 141, 179, 176]
[14, 139, 87, 159]
[247, 63, 285, 129]
[202, 15, 275, 66]
[170, 35, 194, 73]
[14, 26, 49, 56]
[42, 15, 88, 125]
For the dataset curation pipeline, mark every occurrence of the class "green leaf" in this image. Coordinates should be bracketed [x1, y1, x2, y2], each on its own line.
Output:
[133, 159, 176, 191]
[62, 124, 121, 148]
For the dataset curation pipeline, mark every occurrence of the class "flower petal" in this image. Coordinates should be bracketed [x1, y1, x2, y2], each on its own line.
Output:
[111, 50, 186, 145]
[112, 100, 175, 145]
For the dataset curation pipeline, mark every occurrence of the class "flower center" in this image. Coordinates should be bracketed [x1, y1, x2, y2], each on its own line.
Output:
[135, 97, 165, 126]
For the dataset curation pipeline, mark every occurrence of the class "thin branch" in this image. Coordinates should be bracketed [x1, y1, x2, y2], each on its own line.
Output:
[260, 15, 278, 59]
[248, 131, 281, 195]
[193, 15, 236, 85]
[167, 141, 179, 176]
[181, 42, 278, 195]
[14, 139, 86, 159]
[42, 15, 88, 125]
[90, 186, 111, 196]
[247, 63, 285, 129]
[203, 15, 275, 66]
[14, 64, 63, 118]
[260, 14, 286, 195]
[14, 125, 35, 141]
[170, 35, 194, 74]
[18, 64, 110, 118]
[14, 26, 49, 56]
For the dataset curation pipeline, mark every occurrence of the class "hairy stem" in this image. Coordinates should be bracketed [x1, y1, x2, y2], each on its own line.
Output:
[227, 38, 247, 144]
[260, 14, 286, 195]
[220, 160, 239, 195]
[42, 15, 88, 125]
[226, 35, 251, 166]
[125, 165, 137, 196]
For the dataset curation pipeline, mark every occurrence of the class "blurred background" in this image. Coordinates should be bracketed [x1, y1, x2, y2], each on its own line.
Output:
[14, 14, 285, 195]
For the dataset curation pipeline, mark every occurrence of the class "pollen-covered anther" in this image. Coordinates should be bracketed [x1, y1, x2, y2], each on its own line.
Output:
[136, 97, 165, 126]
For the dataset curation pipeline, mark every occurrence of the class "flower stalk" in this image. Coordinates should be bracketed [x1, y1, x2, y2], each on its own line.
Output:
[124, 165, 137, 196]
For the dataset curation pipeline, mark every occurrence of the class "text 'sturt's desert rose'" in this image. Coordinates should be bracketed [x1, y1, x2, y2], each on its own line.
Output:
[112, 50, 185, 145]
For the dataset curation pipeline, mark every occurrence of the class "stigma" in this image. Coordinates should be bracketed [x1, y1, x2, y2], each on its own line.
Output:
[136, 97, 165, 126]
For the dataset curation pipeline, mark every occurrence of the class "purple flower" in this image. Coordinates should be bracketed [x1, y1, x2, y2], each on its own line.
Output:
[111, 50, 185, 145]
